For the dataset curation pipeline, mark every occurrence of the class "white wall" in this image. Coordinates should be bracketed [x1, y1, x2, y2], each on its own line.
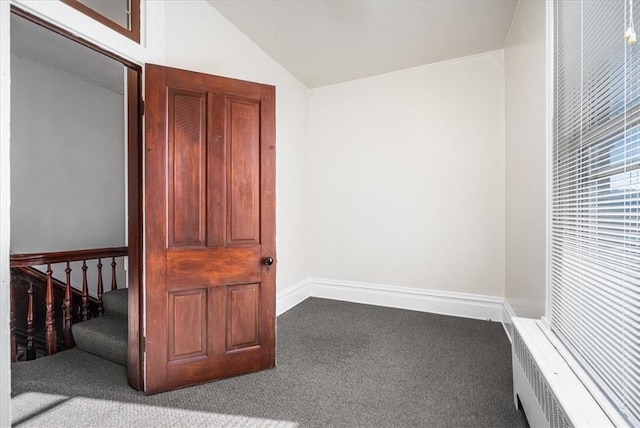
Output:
[309, 51, 506, 297]
[504, 0, 547, 318]
[10, 55, 126, 253]
[163, 0, 310, 292]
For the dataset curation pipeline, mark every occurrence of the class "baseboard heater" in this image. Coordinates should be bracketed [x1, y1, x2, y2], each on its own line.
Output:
[512, 318, 617, 428]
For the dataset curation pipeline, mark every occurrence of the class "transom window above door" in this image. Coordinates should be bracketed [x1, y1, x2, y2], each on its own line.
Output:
[61, 0, 140, 43]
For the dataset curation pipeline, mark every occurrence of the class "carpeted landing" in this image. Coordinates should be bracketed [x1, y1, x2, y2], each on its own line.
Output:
[11, 298, 529, 427]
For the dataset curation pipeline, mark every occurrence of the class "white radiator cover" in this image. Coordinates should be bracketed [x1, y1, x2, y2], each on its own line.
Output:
[512, 318, 618, 428]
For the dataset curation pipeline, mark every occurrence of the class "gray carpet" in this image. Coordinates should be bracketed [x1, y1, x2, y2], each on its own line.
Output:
[71, 315, 128, 366]
[12, 298, 529, 427]
[102, 288, 128, 319]
[71, 288, 129, 366]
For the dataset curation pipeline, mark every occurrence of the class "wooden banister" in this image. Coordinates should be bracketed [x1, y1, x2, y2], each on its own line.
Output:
[97, 259, 104, 316]
[9, 246, 128, 362]
[10, 246, 128, 267]
[111, 257, 118, 291]
[10, 285, 16, 362]
[81, 261, 89, 321]
[64, 262, 75, 349]
[26, 281, 35, 360]
[44, 263, 57, 355]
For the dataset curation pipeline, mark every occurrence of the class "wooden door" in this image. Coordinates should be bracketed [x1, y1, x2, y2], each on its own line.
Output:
[144, 64, 276, 394]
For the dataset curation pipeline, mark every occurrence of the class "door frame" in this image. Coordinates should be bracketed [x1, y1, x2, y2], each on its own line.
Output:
[9, 6, 145, 390]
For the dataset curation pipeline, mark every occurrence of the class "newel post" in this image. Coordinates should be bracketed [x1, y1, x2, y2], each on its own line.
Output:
[64, 262, 75, 349]
[45, 263, 57, 355]
[10, 280, 17, 362]
[97, 258, 104, 316]
[26, 281, 36, 360]
[111, 256, 118, 291]
[81, 260, 89, 321]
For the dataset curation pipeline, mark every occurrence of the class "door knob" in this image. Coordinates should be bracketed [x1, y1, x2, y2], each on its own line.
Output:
[264, 257, 274, 266]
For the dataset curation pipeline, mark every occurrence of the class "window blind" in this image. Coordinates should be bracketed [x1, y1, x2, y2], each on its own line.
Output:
[552, 0, 640, 425]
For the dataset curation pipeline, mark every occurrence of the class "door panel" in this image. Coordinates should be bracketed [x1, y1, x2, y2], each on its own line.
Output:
[168, 289, 208, 361]
[167, 89, 207, 247]
[166, 247, 261, 287]
[227, 97, 260, 244]
[144, 64, 276, 394]
[226, 283, 261, 351]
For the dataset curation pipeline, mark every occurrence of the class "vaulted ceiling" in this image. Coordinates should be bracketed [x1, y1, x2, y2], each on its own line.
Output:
[10, 13, 125, 94]
[11, 1, 520, 92]
[208, 0, 519, 88]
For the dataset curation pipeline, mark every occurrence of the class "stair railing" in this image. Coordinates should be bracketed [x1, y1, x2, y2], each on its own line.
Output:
[9, 246, 128, 362]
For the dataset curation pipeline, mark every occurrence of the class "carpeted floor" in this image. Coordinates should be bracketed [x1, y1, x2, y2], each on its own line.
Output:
[11, 298, 529, 427]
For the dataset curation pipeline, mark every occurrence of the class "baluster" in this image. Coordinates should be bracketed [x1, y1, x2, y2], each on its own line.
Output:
[81, 260, 89, 321]
[45, 263, 57, 355]
[10, 280, 17, 362]
[111, 256, 117, 291]
[97, 258, 104, 316]
[64, 262, 75, 349]
[26, 281, 35, 360]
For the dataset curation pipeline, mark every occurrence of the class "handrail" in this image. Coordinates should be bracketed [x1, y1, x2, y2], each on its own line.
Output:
[10, 246, 128, 267]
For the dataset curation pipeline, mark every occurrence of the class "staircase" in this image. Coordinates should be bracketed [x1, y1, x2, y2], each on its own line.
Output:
[72, 288, 128, 366]
[9, 246, 128, 364]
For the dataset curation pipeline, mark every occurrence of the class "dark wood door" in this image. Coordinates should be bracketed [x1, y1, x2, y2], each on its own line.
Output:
[144, 64, 276, 394]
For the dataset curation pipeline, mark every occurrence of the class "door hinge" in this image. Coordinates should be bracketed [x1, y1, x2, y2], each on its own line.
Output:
[141, 99, 145, 116]
[141, 336, 146, 352]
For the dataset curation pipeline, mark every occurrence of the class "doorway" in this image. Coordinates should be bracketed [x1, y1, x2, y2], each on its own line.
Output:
[9, 7, 143, 390]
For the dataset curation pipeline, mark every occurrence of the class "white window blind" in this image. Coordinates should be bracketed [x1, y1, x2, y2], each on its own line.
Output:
[552, 0, 640, 425]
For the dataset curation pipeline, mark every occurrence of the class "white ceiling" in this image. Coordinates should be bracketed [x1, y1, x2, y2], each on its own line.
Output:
[208, 0, 519, 88]
[10, 13, 125, 95]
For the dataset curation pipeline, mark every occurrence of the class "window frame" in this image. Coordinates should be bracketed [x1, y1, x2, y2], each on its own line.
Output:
[549, 0, 640, 425]
[61, 0, 140, 43]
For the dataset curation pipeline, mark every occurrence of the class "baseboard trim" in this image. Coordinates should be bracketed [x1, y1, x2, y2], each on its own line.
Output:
[502, 299, 517, 343]
[307, 278, 504, 322]
[277, 277, 511, 326]
[276, 278, 310, 316]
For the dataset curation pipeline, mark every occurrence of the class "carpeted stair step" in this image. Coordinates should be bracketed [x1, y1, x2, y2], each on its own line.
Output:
[102, 288, 128, 319]
[72, 315, 127, 367]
